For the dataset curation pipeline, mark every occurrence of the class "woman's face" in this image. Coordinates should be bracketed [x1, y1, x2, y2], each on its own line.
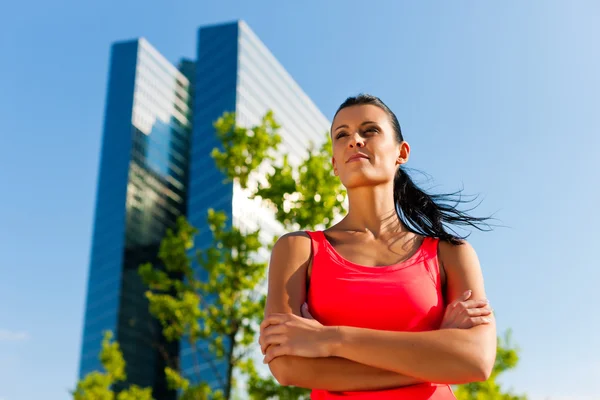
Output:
[331, 104, 409, 189]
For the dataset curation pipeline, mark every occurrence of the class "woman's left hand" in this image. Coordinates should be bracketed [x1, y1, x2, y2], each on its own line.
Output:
[259, 311, 336, 363]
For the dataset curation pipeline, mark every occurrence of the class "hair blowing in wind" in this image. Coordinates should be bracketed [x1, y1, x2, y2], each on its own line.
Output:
[333, 94, 495, 244]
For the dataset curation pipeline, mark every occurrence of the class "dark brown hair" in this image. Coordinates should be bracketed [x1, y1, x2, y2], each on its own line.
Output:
[333, 94, 493, 244]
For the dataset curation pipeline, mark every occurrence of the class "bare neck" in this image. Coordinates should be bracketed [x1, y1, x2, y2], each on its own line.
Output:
[338, 182, 407, 238]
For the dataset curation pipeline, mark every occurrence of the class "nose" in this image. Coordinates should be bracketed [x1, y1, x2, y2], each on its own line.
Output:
[349, 133, 365, 148]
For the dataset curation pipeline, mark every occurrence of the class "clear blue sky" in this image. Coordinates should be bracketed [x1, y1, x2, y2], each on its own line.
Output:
[1, 1, 598, 399]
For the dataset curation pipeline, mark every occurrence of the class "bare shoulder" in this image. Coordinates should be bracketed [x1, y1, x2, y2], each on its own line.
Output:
[266, 231, 313, 315]
[438, 239, 486, 301]
[438, 239, 480, 270]
[271, 231, 312, 264]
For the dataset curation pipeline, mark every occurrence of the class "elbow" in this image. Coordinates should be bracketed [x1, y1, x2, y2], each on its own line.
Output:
[268, 356, 296, 386]
[452, 356, 492, 384]
[469, 346, 496, 382]
[459, 329, 497, 383]
[478, 353, 495, 381]
[450, 338, 496, 384]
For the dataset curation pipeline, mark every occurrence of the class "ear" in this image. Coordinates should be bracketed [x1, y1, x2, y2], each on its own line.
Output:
[396, 141, 410, 166]
[332, 156, 338, 176]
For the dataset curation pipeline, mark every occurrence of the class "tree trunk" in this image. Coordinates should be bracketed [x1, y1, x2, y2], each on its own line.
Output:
[224, 332, 237, 399]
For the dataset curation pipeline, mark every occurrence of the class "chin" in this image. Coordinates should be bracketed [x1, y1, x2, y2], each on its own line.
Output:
[340, 173, 386, 189]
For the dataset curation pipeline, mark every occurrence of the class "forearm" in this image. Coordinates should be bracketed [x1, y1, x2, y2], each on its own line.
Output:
[269, 355, 424, 391]
[331, 326, 496, 384]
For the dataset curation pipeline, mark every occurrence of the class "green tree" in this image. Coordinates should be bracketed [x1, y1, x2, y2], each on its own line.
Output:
[75, 109, 526, 400]
[454, 330, 527, 400]
[72, 332, 153, 400]
[137, 110, 343, 399]
[254, 137, 345, 230]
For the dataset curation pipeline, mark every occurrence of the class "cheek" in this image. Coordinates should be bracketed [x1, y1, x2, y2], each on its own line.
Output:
[332, 144, 344, 163]
[372, 141, 399, 163]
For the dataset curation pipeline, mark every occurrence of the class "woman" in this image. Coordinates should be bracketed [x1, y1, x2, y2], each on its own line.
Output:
[259, 94, 496, 399]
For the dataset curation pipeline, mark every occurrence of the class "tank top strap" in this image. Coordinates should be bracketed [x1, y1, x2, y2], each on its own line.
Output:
[304, 230, 327, 260]
[421, 236, 440, 257]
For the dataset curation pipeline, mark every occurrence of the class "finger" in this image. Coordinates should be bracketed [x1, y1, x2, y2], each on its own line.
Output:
[261, 324, 286, 346]
[262, 344, 275, 356]
[466, 307, 493, 317]
[441, 310, 458, 328]
[264, 345, 289, 364]
[450, 290, 472, 309]
[442, 301, 461, 324]
[259, 330, 277, 354]
[262, 333, 287, 348]
[300, 303, 308, 318]
[260, 314, 289, 331]
[261, 341, 276, 355]
[264, 324, 287, 335]
[258, 334, 269, 354]
[259, 318, 270, 332]
[461, 290, 472, 302]
[301, 303, 314, 320]
[260, 316, 279, 331]
[469, 316, 492, 326]
[455, 298, 490, 312]
[453, 309, 494, 328]
[462, 299, 490, 309]
[456, 318, 476, 329]
[259, 330, 284, 354]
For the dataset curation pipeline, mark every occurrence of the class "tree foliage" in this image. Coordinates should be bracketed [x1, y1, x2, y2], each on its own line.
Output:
[134, 110, 343, 399]
[72, 332, 153, 400]
[211, 111, 282, 189]
[254, 136, 346, 230]
[74, 109, 525, 400]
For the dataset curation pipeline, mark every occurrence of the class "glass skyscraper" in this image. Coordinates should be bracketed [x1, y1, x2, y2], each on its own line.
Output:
[79, 38, 192, 399]
[185, 20, 330, 388]
[79, 20, 330, 396]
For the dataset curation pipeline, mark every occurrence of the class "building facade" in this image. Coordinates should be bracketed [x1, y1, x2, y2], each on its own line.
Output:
[80, 20, 330, 395]
[79, 38, 192, 399]
[183, 19, 330, 389]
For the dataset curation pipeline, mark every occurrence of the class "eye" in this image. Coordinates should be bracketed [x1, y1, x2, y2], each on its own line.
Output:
[363, 127, 379, 134]
[335, 131, 348, 139]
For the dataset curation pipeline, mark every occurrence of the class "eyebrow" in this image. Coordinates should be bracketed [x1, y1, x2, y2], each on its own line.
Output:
[334, 121, 378, 131]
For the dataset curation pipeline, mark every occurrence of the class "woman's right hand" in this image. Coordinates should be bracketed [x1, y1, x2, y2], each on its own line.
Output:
[440, 289, 493, 329]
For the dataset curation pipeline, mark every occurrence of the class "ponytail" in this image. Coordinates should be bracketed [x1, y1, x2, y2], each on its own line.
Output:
[393, 167, 491, 244]
[333, 94, 494, 244]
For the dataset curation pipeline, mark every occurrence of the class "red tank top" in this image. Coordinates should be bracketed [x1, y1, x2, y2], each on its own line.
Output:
[306, 231, 456, 399]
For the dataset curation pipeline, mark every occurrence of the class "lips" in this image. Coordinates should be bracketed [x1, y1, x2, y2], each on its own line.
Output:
[346, 153, 370, 163]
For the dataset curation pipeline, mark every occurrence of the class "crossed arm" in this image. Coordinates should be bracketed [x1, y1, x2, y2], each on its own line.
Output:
[262, 232, 496, 391]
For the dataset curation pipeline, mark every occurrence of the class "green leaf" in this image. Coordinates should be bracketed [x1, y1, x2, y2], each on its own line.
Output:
[116, 386, 153, 400]
[76, 109, 525, 400]
[254, 133, 346, 230]
[165, 367, 190, 391]
[212, 111, 282, 188]
[454, 330, 528, 400]
[72, 331, 155, 400]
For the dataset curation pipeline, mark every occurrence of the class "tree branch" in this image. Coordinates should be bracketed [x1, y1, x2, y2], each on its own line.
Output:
[144, 319, 179, 370]
[192, 338, 226, 390]
[232, 345, 255, 366]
